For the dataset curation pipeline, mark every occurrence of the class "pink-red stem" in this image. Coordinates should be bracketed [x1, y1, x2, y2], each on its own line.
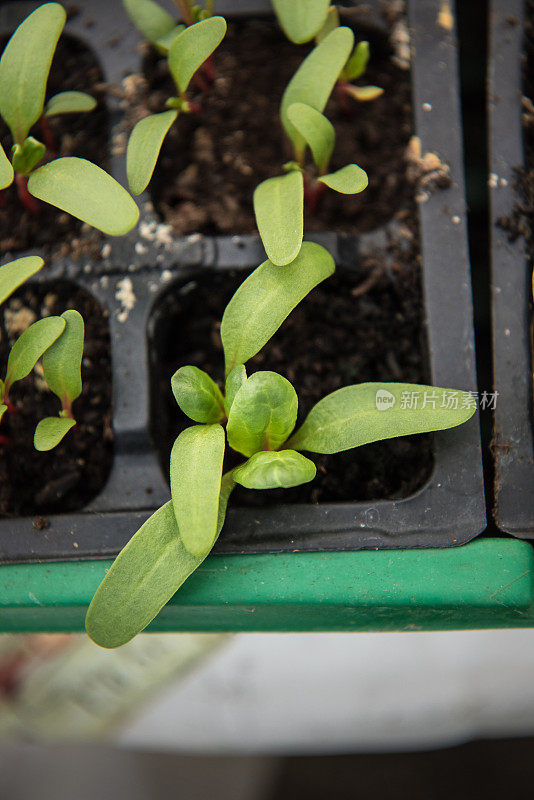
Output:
[15, 174, 40, 215]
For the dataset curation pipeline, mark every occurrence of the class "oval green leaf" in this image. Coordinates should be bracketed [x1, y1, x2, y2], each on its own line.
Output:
[11, 136, 46, 175]
[315, 6, 340, 44]
[272, 0, 330, 44]
[5, 316, 65, 392]
[126, 110, 177, 195]
[227, 371, 298, 457]
[253, 171, 303, 266]
[168, 16, 227, 94]
[344, 41, 370, 81]
[287, 383, 477, 454]
[281, 26, 354, 156]
[34, 416, 76, 451]
[45, 91, 96, 117]
[286, 103, 335, 173]
[221, 241, 335, 376]
[344, 84, 384, 102]
[42, 309, 84, 405]
[28, 157, 139, 235]
[224, 365, 247, 416]
[171, 365, 225, 423]
[0, 143, 13, 189]
[0, 256, 43, 306]
[0, 3, 66, 143]
[233, 449, 316, 489]
[170, 424, 225, 557]
[319, 164, 368, 194]
[123, 0, 177, 44]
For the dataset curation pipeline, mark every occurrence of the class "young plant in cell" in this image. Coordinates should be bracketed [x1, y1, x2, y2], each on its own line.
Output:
[123, 0, 215, 54]
[125, 15, 227, 196]
[85, 241, 477, 649]
[253, 26, 369, 266]
[0, 3, 139, 235]
[271, 0, 331, 44]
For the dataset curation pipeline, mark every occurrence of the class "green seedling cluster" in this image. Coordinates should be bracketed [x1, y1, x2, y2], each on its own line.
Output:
[86, 242, 476, 648]
[123, 0, 215, 52]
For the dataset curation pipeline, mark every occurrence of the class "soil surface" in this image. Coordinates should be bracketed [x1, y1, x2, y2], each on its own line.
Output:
[0, 33, 109, 259]
[0, 283, 113, 516]
[149, 218, 433, 505]
[141, 13, 412, 235]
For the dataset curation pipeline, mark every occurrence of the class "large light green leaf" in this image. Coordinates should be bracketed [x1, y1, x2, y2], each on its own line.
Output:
[0, 143, 13, 189]
[287, 383, 477, 454]
[170, 424, 225, 557]
[28, 157, 139, 235]
[168, 16, 227, 94]
[286, 103, 335, 173]
[319, 164, 368, 194]
[0, 3, 66, 143]
[123, 0, 176, 44]
[233, 449, 316, 489]
[4, 316, 65, 393]
[281, 27, 354, 156]
[272, 0, 330, 44]
[221, 241, 335, 376]
[315, 6, 340, 44]
[42, 310, 84, 405]
[171, 365, 225, 423]
[34, 416, 76, 451]
[86, 474, 235, 648]
[227, 371, 298, 457]
[44, 91, 96, 117]
[126, 110, 177, 195]
[224, 365, 247, 416]
[0, 256, 43, 306]
[253, 171, 303, 266]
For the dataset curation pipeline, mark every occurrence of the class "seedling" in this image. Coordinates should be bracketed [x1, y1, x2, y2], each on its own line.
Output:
[126, 15, 227, 195]
[253, 26, 369, 266]
[85, 242, 477, 648]
[271, 0, 330, 44]
[123, 0, 215, 55]
[0, 3, 139, 235]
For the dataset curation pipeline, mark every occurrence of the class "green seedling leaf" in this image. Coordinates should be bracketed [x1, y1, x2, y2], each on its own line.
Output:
[343, 41, 370, 81]
[11, 137, 45, 175]
[42, 309, 84, 405]
[0, 256, 43, 305]
[286, 103, 335, 173]
[319, 164, 368, 194]
[126, 110, 178, 195]
[34, 416, 76, 451]
[227, 371, 298, 457]
[170, 424, 225, 557]
[4, 316, 65, 393]
[0, 3, 66, 143]
[0, 405, 7, 423]
[45, 91, 96, 117]
[315, 6, 340, 43]
[155, 25, 185, 52]
[222, 241, 335, 375]
[287, 382, 477, 454]
[344, 84, 384, 102]
[272, 0, 330, 44]
[253, 171, 303, 266]
[233, 449, 316, 489]
[28, 157, 139, 235]
[171, 365, 225, 423]
[168, 16, 227, 94]
[224, 365, 247, 416]
[0, 143, 13, 189]
[123, 0, 176, 44]
[281, 27, 354, 156]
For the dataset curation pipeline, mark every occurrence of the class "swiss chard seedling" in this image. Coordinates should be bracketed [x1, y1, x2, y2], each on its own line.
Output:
[0, 3, 139, 235]
[126, 15, 227, 195]
[85, 242, 477, 648]
[123, 0, 215, 56]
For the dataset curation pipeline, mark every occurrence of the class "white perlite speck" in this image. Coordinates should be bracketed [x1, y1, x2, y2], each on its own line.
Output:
[115, 277, 136, 323]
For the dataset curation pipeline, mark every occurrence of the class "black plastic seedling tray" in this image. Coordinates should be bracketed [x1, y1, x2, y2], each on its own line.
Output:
[489, 0, 534, 538]
[0, 0, 485, 562]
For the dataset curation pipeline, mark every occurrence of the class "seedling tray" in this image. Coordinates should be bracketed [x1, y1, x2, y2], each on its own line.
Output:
[0, 0, 485, 563]
[489, 0, 534, 538]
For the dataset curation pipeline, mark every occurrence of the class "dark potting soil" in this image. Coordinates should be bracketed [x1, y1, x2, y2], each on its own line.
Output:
[141, 13, 412, 235]
[149, 218, 433, 506]
[0, 283, 113, 516]
[0, 33, 109, 259]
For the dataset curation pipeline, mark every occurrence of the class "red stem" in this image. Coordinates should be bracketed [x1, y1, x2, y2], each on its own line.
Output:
[202, 55, 216, 84]
[336, 81, 352, 116]
[15, 174, 40, 215]
[303, 175, 326, 215]
[39, 115, 57, 153]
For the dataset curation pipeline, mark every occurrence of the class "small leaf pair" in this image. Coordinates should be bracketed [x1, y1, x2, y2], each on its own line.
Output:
[0, 4, 138, 235]
[126, 15, 227, 195]
[123, 0, 215, 51]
